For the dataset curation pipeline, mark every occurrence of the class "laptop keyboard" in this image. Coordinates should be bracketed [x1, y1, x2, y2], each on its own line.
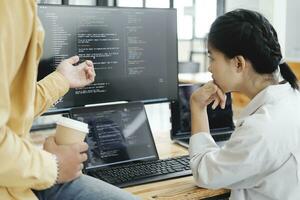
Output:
[88, 155, 191, 188]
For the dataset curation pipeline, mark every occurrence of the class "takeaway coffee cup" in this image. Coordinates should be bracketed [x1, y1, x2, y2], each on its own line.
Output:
[55, 117, 89, 145]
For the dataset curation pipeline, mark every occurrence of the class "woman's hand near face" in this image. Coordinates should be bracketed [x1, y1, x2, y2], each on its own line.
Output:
[190, 81, 227, 110]
[189, 81, 227, 134]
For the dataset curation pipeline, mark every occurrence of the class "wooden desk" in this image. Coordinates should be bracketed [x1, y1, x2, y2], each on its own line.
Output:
[123, 130, 230, 199]
[30, 129, 230, 200]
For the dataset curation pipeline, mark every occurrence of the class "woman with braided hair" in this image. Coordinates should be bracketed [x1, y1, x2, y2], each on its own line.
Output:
[189, 9, 300, 200]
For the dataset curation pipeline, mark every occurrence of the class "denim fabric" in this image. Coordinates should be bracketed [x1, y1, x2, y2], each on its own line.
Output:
[33, 175, 140, 200]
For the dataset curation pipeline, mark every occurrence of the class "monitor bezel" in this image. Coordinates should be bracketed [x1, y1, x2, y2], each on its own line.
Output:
[37, 4, 179, 114]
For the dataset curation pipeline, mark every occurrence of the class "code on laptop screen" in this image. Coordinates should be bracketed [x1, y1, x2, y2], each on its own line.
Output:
[71, 102, 158, 169]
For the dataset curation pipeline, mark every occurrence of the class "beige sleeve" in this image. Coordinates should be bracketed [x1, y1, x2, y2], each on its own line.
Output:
[34, 71, 70, 117]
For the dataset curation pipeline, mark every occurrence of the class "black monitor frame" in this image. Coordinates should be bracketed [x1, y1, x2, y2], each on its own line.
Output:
[37, 4, 178, 114]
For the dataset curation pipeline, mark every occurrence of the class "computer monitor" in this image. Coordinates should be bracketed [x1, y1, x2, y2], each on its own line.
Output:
[37, 5, 178, 112]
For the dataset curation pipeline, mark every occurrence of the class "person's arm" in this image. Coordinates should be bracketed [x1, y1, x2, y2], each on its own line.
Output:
[35, 56, 95, 183]
[189, 119, 279, 189]
[190, 81, 226, 134]
[0, 0, 58, 189]
[0, 128, 58, 189]
[34, 71, 70, 117]
[188, 81, 274, 189]
[34, 56, 95, 118]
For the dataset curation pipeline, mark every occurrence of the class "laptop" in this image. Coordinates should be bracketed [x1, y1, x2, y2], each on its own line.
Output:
[170, 84, 235, 148]
[69, 101, 191, 187]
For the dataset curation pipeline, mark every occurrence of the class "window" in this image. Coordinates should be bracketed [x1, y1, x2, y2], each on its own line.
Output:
[68, 0, 97, 5]
[117, 0, 143, 7]
[174, 0, 193, 40]
[37, 0, 62, 4]
[175, 0, 218, 40]
[146, 0, 169, 8]
[195, 0, 217, 38]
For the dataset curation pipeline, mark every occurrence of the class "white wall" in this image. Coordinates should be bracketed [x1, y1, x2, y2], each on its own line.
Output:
[226, 0, 260, 14]
[272, 0, 287, 58]
[285, 0, 300, 62]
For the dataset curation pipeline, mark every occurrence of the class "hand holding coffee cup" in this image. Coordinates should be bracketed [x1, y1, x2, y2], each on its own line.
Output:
[55, 117, 89, 145]
[44, 117, 89, 183]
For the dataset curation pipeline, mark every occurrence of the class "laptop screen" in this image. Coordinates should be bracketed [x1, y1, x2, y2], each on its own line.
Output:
[171, 84, 234, 138]
[70, 102, 158, 170]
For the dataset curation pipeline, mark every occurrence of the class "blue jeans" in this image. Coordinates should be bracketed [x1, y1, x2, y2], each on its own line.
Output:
[33, 175, 140, 200]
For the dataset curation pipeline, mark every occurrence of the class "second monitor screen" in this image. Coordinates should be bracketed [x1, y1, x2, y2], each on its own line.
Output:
[38, 5, 178, 109]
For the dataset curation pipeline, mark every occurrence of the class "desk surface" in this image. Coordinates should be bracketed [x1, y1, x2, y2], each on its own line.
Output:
[123, 130, 230, 199]
[30, 129, 230, 200]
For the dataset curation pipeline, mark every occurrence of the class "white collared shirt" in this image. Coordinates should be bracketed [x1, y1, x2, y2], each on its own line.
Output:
[189, 83, 300, 200]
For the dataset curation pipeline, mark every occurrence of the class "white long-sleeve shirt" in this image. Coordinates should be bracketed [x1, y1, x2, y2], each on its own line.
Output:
[189, 83, 300, 200]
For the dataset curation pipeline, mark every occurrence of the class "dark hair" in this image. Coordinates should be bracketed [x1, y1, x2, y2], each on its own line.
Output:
[208, 9, 299, 90]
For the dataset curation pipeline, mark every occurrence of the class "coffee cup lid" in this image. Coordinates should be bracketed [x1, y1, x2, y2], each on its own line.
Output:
[56, 117, 89, 133]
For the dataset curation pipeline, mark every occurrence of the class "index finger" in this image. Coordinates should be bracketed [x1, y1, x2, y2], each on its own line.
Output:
[73, 142, 89, 153]
[85, 60, 93, 67]
[84, 67, 95, 83]
[65, 55, 80, 65]
[216, 87, 225, 101]
[215, 87, 226, 109]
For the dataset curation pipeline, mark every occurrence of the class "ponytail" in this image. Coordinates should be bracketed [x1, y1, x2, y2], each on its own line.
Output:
[279, 62, 299, 90]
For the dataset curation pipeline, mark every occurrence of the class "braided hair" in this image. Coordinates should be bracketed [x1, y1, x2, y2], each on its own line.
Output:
[208, 9, 299, 90]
